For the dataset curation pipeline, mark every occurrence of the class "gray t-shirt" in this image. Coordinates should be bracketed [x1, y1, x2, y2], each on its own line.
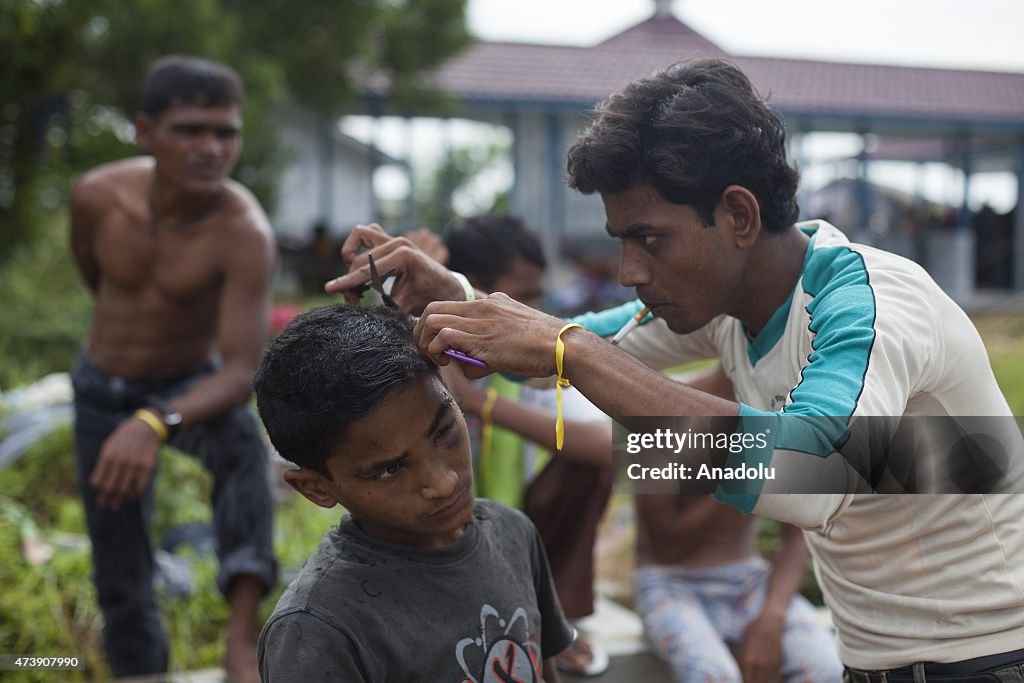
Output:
[259, 500, 574, 682]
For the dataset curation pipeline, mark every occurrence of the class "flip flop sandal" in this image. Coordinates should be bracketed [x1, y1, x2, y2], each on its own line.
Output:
[556, 638, 610, 677]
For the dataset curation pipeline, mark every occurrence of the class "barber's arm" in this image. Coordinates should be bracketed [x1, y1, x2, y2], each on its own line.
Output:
[745, 277, 929, 528]
[415, 294, 737, 418]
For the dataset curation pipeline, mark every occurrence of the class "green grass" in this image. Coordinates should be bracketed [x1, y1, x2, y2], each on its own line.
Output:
[974, 312, 1024, 414]
[991, 352, 1024, 415]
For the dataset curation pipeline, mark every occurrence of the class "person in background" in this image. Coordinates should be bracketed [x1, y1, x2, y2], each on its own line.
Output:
[634, 367, 842, 682]
[69, 55, 277, 683]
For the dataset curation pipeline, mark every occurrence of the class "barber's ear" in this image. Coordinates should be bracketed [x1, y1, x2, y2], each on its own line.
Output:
[283, 468, 341, 509]
[718, 185, 761, 248]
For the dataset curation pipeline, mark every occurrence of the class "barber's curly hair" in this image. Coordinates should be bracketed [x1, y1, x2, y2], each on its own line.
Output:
[567, 58, 800, 232]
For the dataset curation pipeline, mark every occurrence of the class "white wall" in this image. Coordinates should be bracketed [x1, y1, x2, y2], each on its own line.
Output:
[271, 105, 376, 240]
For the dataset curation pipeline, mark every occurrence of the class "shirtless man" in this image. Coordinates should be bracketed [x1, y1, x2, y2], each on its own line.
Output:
[68, 55, 277, 683]
[634, 369, 841, 683]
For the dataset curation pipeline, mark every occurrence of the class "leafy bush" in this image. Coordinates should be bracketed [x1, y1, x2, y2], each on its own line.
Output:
[0, 214, 93, 390]
[0, 519, 104, 683]
[0, 419, 341, 680]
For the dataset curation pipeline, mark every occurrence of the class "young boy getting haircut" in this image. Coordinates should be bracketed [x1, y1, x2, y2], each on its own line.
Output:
[253, 304, 573, 682]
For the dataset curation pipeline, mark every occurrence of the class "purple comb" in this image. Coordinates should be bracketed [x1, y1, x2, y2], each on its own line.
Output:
[443, 349, 487, 368]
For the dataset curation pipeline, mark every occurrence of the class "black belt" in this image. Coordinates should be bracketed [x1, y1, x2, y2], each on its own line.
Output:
[846, 647, 1024, 682]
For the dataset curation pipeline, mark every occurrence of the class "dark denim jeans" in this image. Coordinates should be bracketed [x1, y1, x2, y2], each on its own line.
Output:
[72, 349, 277, 677]
[846, 657, 1024, 682]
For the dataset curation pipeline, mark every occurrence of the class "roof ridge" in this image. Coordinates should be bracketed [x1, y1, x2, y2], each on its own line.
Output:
[595, 13, 726, 54]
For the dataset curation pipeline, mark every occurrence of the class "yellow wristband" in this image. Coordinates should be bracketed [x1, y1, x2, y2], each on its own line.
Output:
[133, 408, 168, 442]
[480, 387, 499, 425]
[479, 387, 499, 462]
[554, 323, 584, 451]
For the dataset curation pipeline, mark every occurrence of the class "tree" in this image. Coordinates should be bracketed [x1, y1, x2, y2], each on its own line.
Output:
[411, 138, 512, 231]
[0, 0, 472, 261]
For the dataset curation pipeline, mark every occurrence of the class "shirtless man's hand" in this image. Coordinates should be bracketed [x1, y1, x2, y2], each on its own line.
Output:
[90, 414, 161, 509]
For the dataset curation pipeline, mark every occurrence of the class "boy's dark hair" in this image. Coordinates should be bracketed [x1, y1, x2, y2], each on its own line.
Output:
[253, 305, 434, 479]
[566, 58, 800, 233]
[445, 214, 547, 289]
[141, 55, 245, 118]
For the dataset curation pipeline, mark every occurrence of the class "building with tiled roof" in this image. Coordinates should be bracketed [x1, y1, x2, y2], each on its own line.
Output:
[361, 2, 1024, 298]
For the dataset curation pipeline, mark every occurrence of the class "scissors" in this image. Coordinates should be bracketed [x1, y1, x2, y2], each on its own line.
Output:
[364, 253, 399, 308]
[363, 254, 486, 369]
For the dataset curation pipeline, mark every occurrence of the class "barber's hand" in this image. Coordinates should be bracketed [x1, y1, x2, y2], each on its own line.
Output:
[736, 613, 783, 683]
[90, 415, 161, 509]
[415, 293, 569, 379]
[325, 223, 464, 315]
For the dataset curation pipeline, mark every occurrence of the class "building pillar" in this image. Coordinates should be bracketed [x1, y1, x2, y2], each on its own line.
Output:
[855, 132, 873, 243]
[544, 112, 564, 293]
[368, 111, 382, 223]
[926, 136, 974, 302]
[958, 136, 972, 232]
[441, 118, 456, 222]
[318, 117, 334, 227]
[404, 115, 416, 229]
[505, 110, 520, 212]
[912, 161, 928, 266]
[1014, 138, 1024, 291]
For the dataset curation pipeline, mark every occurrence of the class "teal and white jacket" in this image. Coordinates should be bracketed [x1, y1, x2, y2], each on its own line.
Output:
[573, 220, 1024, 669]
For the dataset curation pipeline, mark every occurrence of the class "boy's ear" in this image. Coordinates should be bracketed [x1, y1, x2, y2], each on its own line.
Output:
[283, 468, 340, 509]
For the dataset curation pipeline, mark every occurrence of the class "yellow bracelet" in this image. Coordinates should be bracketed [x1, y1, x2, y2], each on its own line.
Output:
[133, 408, 168, 442]
[479, 387, 499, 462]
[480, 387, 499, 425]
[554, 323, 584, 451]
